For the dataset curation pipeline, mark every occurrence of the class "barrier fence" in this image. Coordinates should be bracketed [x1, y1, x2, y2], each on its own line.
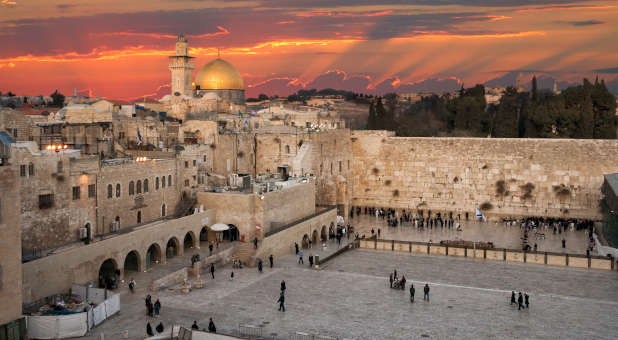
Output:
[359, 239, 617, 271]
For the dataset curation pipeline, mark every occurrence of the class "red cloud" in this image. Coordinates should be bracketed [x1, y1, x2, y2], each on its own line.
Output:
[296, 10, 393, 18]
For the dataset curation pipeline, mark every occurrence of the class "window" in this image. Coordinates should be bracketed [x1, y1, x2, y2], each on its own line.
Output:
[88, 184, 96, 198]
[129, 181, 134, 195]
[115, 216, 120, 228]
[155, 177, 159, 190]
[144, 179, 149, 193]
[192, 175, 196, 180]
[184, 161, 189, 168]
[203, 155, 207, 162]
[184, 179, 189, 187]
[339, 161, 342, 173]
[285, 145, 290, 154]
[28, 163, 34, 176]
[107, 184, 113, 199]
[330, 162, 333, 175]
[168, 175, 172, 186]
[161, 204, 166, 217]
[72, 186, 80, 200]
[57, 161, 63, 173]
[20, 165, 26, 177]
[136, 180, 142, 194]
[116, 184, 121, 198]
[162, 176, 166, 188]
[38, 194, 54, 209]
[137, 211, 142, 224]
[193, 160, 196, 166]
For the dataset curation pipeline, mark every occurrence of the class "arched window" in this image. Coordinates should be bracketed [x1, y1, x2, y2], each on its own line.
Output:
[285, 145, 290, 154]
[107, 184, 113, 199]
[168, 175, 172, 186]
[116, 184, 121, 198]
[115, 216, 120, 227]
[129, 181, 135, 195]
[57, 161, 63, 173]
[161, 204, 166, 217]
[144, 179, 149, 193]
[136, 180, 142, 194]
[155, 177, 159, 190]
[137, 211, 142, 224]
[162, 176, 166, 188]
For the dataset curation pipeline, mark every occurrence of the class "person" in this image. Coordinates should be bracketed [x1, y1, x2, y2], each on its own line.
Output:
[308, 254, 314, 267]
[308, 239, 312, 249]
[281, 280, 286, 292]
[424, 284, 430, 301]
[146, 322, 154, 336]
[191, 321, 199, 330]
[154, 299, 161, 316]
[400, 275, 406, 290]
[128, 278, 136, 293]
[210, 263, 215, 279]
[409, 284, 415, 302]
[517, 292, 524, 310]
[156, 322, 164, 333]
[562, 238, 566, 248]
[269, 254, 274, 268]
[371, 228, 375, 235]
[378, 229, 381, 238]
[208, 318, 216, 333]
[510, 291, 516, 305]
[533, 243, 538, 252]
[253, 237, 258, 249]
[295, 242, 299, 254]
[209, 243, 213, 256]
[298, 250, 304, 264]
[278, 292, 285, 312]
[258, 259, 263, 273]
[394, 270, 398, 281]
[230, 271, 234, 281]
[389, 273, 393, 288]
[524, 293, 529, 308]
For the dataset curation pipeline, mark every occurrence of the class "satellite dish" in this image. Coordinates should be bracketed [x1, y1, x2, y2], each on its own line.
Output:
[174, 92, 181, 96]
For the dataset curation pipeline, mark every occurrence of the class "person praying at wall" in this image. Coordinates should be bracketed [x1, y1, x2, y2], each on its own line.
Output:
[146, 322, 154, 336]
[210, 263, 215, 279]
[510, 291, 516, 305]
[409, 284, 415, 302]
[295, 242, 299, 254]
[424, 284, 430, 301]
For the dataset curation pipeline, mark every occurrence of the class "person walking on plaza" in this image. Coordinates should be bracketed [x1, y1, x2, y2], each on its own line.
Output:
[309, 254, 314, 267]
[394, 269, 398, 281]
[525, 293, 530, 308]
[209, 243, 213, 256]
[409, 284, 415, 303]
[295, 242, 299, 255]
[210, 263, 215, 279]
[128, 278, 136, 293]
[517, 292, 524, 310]
[400, 275, 406, 290]
[298, 250, 304, 264]
[253, 237, 259, 249]
[424, 284, 430, 301]
[154, 299, 161, 317]
[510, 291, 516, 305]
[269, 254, 274, 268]
[146, 322, 154, 336]
[281, 280, 286, 293]
[389, 273, 394, 288]
[378, 228, 381, 238]
[230, 271, 234, 281]
[208, 318, 216, 333]
[258, 259, 263, 273]
[278, 292, 285, 312]
[562, 238, 566, 248]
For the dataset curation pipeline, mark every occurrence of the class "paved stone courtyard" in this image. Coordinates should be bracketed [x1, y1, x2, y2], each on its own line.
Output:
[349, 215, 591, 254]
[80, 245, 618, 340]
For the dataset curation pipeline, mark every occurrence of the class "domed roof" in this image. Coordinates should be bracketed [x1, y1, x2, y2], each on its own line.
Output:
[195, 58, 244, 90]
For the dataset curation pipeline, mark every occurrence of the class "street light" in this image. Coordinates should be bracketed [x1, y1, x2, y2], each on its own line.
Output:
[46, 144, 68, 152]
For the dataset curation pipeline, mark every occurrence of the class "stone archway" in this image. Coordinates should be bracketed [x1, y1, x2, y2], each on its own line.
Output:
[200, 226, 210, 247]
[166, 237, 180, 258]
[98, 258, 118, 289]
[312, 229, 319, 244]
[301, 234, 310, 249]
[124, 250, 141, 275]
[184, 231, 196, 251]
[146, 243, 162, 269]
[321, 225, 327, 242]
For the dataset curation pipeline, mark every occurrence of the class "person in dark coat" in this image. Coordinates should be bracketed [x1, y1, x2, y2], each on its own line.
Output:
[208, 318, 216, 333]
[278, 292, 285, 312]
[156, 322, 164, 333]
[517, 292, 524, 310]
[308, 254, 314, 267]
[394, 270, 398, 281]
[295, 242, 299, 254]
[210, 263, 215, 279]
[191, 321, 199, 330]
[258, 259, 263, 273]
[510, 291, 516, 305]
[400, 275, 406, 290]
[423, 284, 430, 301]
[389, 273, 393, 288]
[409, 284, 415, 302]
[253, 237, 258, 249]
[281, 280, 286, 292]
[524, 293, 530, 308]
[269, 254, 274, 268]
[154, 299, 161, 316]
[146, 322, 154, 336]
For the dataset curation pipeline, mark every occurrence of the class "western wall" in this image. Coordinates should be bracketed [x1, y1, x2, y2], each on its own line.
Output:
[351, 131, 618, 220]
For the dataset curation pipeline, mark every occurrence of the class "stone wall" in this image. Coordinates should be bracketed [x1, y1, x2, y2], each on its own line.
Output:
[0, 166, 22, 325]
[21, 210, 215, 304]
[351, 131, 618, 220]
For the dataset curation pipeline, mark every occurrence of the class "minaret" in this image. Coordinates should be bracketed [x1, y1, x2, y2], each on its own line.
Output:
[168, 35, 194, 97]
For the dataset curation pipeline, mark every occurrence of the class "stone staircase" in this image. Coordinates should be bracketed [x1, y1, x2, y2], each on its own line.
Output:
[234, 242, 257, 267]
[292, 142, 312, 176]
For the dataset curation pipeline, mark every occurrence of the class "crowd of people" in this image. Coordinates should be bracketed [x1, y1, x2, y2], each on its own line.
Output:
[510, 291, 530, 310]
[350, 205, 463, 231]
[387, 269, 432, 303]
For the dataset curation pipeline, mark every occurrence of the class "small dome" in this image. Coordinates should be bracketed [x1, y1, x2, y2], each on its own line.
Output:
[195, 58, 244, 90]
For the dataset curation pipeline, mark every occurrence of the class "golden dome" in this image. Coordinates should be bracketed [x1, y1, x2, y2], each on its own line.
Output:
[195, 58, 244, 90]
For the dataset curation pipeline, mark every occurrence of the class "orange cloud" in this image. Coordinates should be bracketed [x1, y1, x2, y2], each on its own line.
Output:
[516, 5, 616, 13]
[277, 21, 296, 25]
[246, 77, 299, 88]
[296, 10, 393, 18]
[1, 0, 17, 6]
[393, 31, 546, 41]
[92, 26, 229, 40]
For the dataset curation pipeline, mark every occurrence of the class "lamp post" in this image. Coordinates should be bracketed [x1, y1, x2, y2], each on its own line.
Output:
[46, 144, 68, 152]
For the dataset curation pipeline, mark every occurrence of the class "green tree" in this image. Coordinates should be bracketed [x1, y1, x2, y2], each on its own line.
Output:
[493, 87, 520, 138]
[258, 94, 269, 101]
[531, 76, 538, 102]
[50, 90, 65, 107]
[366, 100, 377, 129]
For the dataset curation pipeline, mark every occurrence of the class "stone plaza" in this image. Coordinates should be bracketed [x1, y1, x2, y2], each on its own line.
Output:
[79, 240, 618, 340]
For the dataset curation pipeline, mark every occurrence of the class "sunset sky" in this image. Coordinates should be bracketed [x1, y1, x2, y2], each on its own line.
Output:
[1, 0, 617, 99]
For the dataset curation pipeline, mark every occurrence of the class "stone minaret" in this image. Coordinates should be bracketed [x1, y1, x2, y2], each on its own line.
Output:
[169, 35, 194, 97]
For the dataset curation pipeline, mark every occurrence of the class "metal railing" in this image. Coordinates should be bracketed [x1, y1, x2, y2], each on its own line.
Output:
[239, 324, 263, 338]
[290, 332, 352, 340]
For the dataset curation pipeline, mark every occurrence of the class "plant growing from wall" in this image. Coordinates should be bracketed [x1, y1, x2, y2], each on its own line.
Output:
[520, 182, 535, 200]
[393, 189, 400, 197]
[372, 168, 379, 175]
[495, 180, 506, 196]
[553, 184, 571, 198]
[480, 202, 493, 210]
[210, 143, 216, 149]
[237, 151, 244, 158]
[385, 180, 391, 186]
[453, 176, 459, 183]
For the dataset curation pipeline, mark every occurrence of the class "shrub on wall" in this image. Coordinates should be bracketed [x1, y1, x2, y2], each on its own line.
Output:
[520, 182, 535, 200]
[496, 180, 506, 196]
[385, 180, 391, 186]
[553, 184, 571, 198]
[372, 168, 379, 175]
[480, 202, 493, 210]
[393, 189, 400, 197]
